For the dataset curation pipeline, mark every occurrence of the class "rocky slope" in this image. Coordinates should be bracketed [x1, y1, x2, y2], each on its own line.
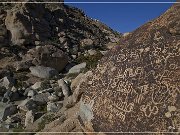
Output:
[0, 1, 121, 132]
[0, 0, 179, 134]
[79, 2, 180, 133]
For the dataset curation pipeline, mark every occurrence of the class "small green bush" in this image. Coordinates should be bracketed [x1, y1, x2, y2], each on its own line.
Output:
[76, 51, 103, 71]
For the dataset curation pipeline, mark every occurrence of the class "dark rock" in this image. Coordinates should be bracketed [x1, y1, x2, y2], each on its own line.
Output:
[3, 90, 20, 102]
[1, 104, 18, 120]
[5, 2, 51, 45]
[79, 3, 180, 133]
[32, 92, 50, 105]
[0, 69, 12, 79]
[26, 45, 68, 72]
[18, 99, 37, 112]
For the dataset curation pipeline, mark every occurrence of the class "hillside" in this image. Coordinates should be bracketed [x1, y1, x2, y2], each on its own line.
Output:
[0, 1, 121, 132]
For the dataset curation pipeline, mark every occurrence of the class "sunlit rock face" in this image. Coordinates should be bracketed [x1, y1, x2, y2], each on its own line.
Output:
[79, 3, 180, 133]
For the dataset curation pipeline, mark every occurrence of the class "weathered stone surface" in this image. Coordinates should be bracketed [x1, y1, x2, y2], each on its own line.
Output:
[18, 99, 37, 111]
[0, 76, 15, 89]
[79, 3, 180, 133]
[5, 2, 51, 45]
[25, 110, 34, 127]
[26, 45, 68, 72]
[29, 66, 59, 79]
[58, 79, 70, 97]
[32, 92, 50, 105]
[31, 81, 42, 90]
[48, 94, 59, 102]
[47, 102, 63, 112]
[27, 89, 37, 97]
[15, 61, 33, 71]
[68, 62, 86, 74]
[1, 104, 18, 120]
[80, 38, 93, 47]
[70, 73, 84, 90]
[3, 90, 20, 102]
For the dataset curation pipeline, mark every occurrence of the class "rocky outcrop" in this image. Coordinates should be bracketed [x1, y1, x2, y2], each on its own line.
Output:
[26, 45, 68, 72]
[79, 3, 180, 133]
[0, 0, 122, 132]
[5, 2, 51, 45]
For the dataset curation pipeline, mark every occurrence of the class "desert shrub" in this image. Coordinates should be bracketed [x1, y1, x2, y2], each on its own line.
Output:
[76, 51, 103, 71]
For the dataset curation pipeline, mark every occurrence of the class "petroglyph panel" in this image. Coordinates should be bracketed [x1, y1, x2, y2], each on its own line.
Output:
[79, 3, 180, 133]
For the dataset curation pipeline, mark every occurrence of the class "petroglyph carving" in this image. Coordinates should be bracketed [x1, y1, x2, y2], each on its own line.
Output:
[140, 103, 158, 117]
[79, 3, 180, 132]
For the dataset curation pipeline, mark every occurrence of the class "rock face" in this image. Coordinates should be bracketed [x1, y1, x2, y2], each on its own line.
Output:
[26, 45, 68, 72]
[79, 3, 180, 133]
[5, 2, 51, 45]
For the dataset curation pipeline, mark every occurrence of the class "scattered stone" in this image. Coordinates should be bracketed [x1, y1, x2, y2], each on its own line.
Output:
[48, 94, 59, 102]
[27, 90, 37, 97]
[88, 49, 97, 56]
[27, 45, 68, 72]
[11, 86, 17, 92]
[70, 73, 84, 90]
[29, 66, 59, 79]
[81, 38, 93, 47]
[0, 69, 11, 79]
[32, 92, 50, 105]
[31, 82, 42, 90]
[38, 88, 54, 94]
[0, 76, 15, 89]
[68, 62, 86, 74]
[25, 110, 34, 127]
[100, 51, 108, 55]
[47, 102, 58, 112]
[18, 99, 37, 112]
[23, 88, 33, 97]
[57, 91, 63, 99]
[58, 79, 70, 97]
[5, 114, 21, 124]
[0, 86, 6, 96]
[3, 90, 20, 102]
[15, 61, 33, 71]
[1, 105, 18, 120]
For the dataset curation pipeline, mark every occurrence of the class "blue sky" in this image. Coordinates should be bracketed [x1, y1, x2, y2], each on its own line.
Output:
[65, 0, 175, 33]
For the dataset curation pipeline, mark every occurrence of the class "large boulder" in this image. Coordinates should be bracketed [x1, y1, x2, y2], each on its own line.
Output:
[26, 45, 68, 72]
[29, 66, 59, 79]
[5, 2, 51, 45]
[79, 3, 180, 133]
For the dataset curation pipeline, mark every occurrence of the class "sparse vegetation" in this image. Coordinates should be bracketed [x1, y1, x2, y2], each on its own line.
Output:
[76, 51, 103, 70]
[37, 114, 55, 131]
